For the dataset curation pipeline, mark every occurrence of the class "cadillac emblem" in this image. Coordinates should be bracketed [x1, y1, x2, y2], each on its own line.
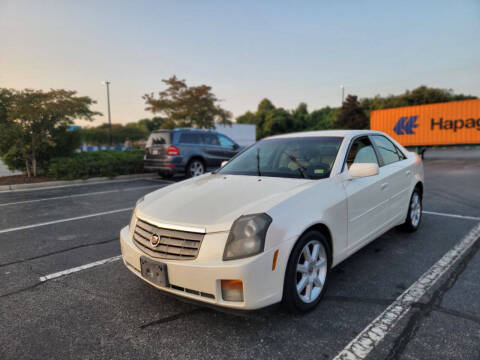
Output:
[150, 234, 160, 247]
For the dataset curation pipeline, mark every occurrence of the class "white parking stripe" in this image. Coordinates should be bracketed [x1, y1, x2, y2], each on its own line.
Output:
[333, 222, 480, 360]
[423, 210, 480, 221]
[0, 184, 160, 207]
[39, 255, 121, 282]
[0, 208, 133, 234]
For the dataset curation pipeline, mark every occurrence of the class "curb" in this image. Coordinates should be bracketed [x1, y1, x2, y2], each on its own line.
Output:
[0, 173, 162, 192]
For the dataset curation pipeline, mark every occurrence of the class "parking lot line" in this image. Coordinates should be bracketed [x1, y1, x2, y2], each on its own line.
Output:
[423, 210, 480, 221]
[39, 255, 122, 282]
[332, 222, 480, 360]
[0, 207, 133, 234]
[0, 184, 161, 207]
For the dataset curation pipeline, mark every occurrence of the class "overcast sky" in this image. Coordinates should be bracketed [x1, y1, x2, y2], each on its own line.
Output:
[1, 0, 479, 127]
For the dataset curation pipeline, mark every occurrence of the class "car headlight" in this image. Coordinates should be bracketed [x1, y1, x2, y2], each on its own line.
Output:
[129, 196, 145, 235]
[223, 213, 272, 261]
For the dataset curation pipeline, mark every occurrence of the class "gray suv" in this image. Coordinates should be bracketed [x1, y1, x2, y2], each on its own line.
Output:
[144, 128, 242, 178]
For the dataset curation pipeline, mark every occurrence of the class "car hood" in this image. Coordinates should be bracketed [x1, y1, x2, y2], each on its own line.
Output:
[136, 174, 316, 233]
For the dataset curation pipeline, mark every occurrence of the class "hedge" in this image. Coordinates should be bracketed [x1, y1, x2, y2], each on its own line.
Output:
[47, 149, 144, 180]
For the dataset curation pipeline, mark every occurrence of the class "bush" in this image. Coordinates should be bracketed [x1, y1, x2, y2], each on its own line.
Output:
[47, 149, 144, 180]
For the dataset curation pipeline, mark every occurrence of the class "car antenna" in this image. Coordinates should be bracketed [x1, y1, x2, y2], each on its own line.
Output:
[256, 147, 262, 177]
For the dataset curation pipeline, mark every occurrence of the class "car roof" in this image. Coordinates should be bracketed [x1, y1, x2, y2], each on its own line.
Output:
[152, 128, 217, 133]
[264, 129, 385, 140]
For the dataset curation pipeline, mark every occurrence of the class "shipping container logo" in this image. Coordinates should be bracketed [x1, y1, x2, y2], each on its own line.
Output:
[393, 115, 419, 135]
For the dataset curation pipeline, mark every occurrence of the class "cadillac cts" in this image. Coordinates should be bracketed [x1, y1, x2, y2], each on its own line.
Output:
[120, 130, 424, 312]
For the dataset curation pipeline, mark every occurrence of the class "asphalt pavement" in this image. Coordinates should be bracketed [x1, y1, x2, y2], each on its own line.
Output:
[0, 155, 479, 360]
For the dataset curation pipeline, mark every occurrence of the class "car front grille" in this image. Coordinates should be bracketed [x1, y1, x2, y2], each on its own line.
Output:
[133, 218, 204, 260]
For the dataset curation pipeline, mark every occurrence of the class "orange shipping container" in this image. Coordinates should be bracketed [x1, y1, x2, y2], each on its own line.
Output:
[370, 99, 480, 146]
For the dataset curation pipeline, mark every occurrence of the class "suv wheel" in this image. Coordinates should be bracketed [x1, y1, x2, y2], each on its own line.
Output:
[187, 159, 205, 177]
[283, 231, 330, 313]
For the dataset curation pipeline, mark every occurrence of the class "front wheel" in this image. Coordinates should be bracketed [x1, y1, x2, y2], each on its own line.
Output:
[401, 188, 422, 232]
[283, 231, 330, 313]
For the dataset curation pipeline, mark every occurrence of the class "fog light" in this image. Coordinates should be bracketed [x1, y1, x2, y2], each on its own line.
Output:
[221, 280, 244, 302]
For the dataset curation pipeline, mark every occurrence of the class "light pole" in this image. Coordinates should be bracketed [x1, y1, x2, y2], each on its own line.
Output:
[340, 85, 345, 105]
[102, 81, 112, 145]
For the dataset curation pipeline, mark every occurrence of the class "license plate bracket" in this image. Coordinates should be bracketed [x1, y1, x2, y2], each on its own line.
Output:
[140, 256, 169, 287]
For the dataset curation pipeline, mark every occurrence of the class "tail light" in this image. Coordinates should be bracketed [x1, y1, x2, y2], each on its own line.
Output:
[167, 145, 180, 156]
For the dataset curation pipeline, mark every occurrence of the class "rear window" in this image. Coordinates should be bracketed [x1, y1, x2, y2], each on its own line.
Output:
[146, 132, 170, 147]
[179, 132, 203, 144]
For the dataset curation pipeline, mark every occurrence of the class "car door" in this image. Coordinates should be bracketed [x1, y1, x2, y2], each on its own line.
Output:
[201, 133, 224, 168]
[342, 136, 389, 249]
[370, 135, 411, 225]
[217, 134, 239, 160]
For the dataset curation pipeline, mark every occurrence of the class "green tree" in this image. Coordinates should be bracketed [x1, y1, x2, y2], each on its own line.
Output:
[291, 103, 309, 131]
[138, 116, 164, 132]
[361, 85, 477, 112]
[307, 106, 337, 130]
[336, 95, 369, 129]
[263, 108, 294, 137]
[143, 75, 232, 129]
[80, 122, 149, 145]
[0, 88, 100, 176]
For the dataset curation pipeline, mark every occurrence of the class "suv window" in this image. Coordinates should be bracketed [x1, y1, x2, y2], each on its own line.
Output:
[147, 132, 170, 146]
[203, 133, 220, 146]
[346, 137, 378, 170]
[218, 134, 235, 147]
[371, 135, 405, 166]
[179, 132, 203, 144]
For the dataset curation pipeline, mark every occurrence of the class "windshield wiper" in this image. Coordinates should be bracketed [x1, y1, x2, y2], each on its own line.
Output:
[284, 152, 307, 178]
[256, 147, 262, 176]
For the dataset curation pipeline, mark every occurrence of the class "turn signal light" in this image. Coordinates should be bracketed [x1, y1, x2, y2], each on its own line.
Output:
[221, 280, 244, 302]
[167, 145, 180, 156]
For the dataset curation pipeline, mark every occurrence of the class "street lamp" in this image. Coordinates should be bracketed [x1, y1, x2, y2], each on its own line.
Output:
[340, 85, 345, 104]
[102, 81, 112, 146]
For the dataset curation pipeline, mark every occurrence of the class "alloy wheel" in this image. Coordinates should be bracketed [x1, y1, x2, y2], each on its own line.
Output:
[189, 160, 204, 177]
[296, 240, 328, 303]
[410, 192, 421, 227]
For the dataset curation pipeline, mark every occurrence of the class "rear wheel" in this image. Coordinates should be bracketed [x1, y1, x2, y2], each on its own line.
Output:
[283, 231, 330, 313]
[186, 159, 205, 178]
[401, 188, 422, 232]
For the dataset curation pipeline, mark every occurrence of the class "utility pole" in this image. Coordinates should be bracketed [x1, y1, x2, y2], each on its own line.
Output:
[340, 85, 345, 105]
[103, 81, 112, 145]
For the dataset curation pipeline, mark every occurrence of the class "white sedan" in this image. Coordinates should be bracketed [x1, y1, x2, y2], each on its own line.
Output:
[120, 130, 424, 312]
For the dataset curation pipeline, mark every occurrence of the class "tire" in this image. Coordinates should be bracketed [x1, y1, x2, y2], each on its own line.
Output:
[186, 159, 205, 178]
[283, 230, 331, 313]
[401, 188, 422, 232]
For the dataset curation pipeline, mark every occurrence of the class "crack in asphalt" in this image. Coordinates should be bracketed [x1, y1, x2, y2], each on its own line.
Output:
[0, 281, 43, 299]
[140, 308, 208, 329]
[386, 235, 480, 360]
[0, 237, 118, 268]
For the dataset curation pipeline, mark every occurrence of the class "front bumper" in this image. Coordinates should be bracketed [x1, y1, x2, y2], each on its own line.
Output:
[120, 226, 289, 310]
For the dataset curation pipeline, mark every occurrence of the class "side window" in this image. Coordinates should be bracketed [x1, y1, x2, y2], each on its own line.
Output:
[218, 134, 235, 147]
[203, 133, 220, 146]
[346, 137, 378, 170]
[371, 135, 403, 166]
[179, 133, 202, 144]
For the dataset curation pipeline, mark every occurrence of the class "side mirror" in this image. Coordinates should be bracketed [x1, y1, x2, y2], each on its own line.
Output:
[221, 161, 228, 167]
[348, 163, 379, 178]
[233, 143, 239, 150]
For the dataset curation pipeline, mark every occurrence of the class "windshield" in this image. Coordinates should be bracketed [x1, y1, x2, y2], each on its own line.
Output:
[146, 132, 170, 147]
[218, 136, 343, 179]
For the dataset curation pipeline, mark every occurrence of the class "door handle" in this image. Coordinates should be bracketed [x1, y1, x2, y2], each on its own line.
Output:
[406, 170, 411, 176]
[381, 183, 388, 190]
